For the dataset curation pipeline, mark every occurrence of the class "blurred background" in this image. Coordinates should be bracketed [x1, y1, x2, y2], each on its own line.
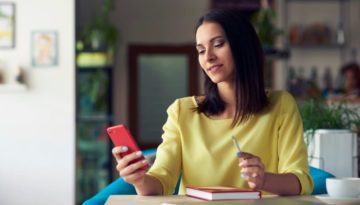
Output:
[0, 0, 359, 204]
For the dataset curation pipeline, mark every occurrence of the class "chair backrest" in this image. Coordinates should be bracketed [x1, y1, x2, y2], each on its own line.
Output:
[310, 166, 335, 195]
[83, 149, 157, 205]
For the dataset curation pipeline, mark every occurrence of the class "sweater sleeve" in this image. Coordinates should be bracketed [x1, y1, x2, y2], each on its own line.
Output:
[277, 92, 314, 195]
[146, 99, 182, 195]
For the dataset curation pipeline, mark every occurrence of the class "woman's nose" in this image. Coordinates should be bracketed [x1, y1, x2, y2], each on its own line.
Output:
[205, 49, 216, 62]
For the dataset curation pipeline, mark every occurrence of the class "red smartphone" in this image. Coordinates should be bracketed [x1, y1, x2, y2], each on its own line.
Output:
[107, 124, 148, 169]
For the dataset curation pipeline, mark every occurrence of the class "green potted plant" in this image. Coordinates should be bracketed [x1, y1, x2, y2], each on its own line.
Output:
[251, 0, 283, 51]
[300, 100, 359, 141]
[76, 0, 118, 67]
[299, 99, 359, 177]
[78, 0, 118, 52]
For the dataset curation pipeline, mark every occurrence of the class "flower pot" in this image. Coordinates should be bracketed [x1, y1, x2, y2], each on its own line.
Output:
[307, 129, 358, 177]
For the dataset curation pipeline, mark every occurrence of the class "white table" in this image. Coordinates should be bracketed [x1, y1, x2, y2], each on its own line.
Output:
[105, 195, 342, 205]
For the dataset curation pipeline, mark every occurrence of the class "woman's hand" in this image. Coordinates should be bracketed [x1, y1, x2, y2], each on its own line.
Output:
[112, 146, 149, 186]
[238, 152, 302, 195]
[238, 152, 266, 190]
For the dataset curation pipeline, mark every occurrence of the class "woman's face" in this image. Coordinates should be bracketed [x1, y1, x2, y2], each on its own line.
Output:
[344, 69, 358, 91]
[196, 21, 235, 84]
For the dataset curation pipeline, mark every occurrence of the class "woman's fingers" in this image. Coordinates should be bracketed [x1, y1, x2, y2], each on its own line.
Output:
[247, 177, 263, 189]
[115, 151, 146, 172]
[239, 157, 264, 169]
[112, 146, 128, 162]
[238, 151, 253, 160]
[123, 170, 147, 184]
[119, 159, 148, 176]
[113, 149, 149, 184]
[240, 166, 262, 178]
[111, 146, 150, 185]
[241, 166, 265, 189]
[119, 160, 148, 184]
[122, 151, 143, 164]
[237, 152, 266, 189]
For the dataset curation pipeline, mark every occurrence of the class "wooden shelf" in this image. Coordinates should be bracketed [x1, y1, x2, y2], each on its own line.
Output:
[290, 44, 345, 49]
[76, 51, 113, 68]
[0, 84, 27, 92]
[77, 114, 113, 123]
[264, 48, 290, 60]
[287, 0, 346, 2]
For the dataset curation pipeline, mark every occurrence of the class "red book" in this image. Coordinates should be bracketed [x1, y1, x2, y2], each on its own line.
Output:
[186, 186, 261, 201]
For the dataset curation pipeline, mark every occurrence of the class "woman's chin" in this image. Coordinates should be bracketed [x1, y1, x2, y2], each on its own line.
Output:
[209, 77, 231, 85]
[208, 76, 222, 84]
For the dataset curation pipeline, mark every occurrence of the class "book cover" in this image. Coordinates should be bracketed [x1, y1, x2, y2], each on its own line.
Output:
[186, 186, 261, 201]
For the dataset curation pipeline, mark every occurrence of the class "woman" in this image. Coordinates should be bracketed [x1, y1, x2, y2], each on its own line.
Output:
[328, 63, 360, 103]
[342, 63, 360, 96]
[112, 10, 313, 196]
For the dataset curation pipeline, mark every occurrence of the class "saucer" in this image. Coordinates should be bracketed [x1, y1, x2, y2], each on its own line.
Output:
[315, 194, 360, 204]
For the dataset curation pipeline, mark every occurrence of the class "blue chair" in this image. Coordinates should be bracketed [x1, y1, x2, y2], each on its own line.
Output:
[83, 148, 159, 205]
[83, 149, 335, 205]
[309, 166, 335, 195]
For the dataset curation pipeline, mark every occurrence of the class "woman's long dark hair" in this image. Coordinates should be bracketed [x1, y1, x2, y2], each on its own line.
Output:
[195, 9, 269, 126]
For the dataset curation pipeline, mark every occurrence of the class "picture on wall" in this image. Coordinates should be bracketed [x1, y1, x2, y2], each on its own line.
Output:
[0, 3, 15, 48]
[31, 31, 58, 67]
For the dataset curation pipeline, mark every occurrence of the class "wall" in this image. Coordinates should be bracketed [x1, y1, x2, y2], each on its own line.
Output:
[0, 0, 75, 205]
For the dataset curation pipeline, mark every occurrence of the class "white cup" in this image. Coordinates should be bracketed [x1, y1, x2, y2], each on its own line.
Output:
[326, 178, 360, 198]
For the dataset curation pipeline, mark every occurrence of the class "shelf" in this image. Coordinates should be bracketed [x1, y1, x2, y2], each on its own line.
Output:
[76, 55, 114, 205]
[287, 0, 346, 2]
[78, 140, 108, 153]
[290, 44, 345, 49]
[264, 48, 290, 60]
[77, 114, 113, 123]
[76, 51, 113, 68]
[0, 84, 27, 92]
[77, 66, 112, 71]
[285, 0, 349, 52]
[211, 0, 260, 10]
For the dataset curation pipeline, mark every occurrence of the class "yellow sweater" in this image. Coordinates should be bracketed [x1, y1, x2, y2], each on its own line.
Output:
[147, 91, 313, 195]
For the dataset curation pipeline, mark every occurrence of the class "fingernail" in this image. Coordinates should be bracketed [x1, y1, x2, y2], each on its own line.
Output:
[136, 151, 142, 156]
[241, 173, 249, 179]
[121, 146, 128, 152]
[142, 160, 148, 164]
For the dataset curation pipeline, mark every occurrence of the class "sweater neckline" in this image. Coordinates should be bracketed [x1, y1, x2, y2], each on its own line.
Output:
[191, 96, 234, 122]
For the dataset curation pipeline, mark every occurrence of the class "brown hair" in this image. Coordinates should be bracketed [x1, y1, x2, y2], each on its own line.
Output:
[341, 63, 360, 90]
[195, 10, 269, 126]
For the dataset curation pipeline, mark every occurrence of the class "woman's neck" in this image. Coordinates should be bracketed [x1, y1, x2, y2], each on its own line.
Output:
[216, 82, 236, 119]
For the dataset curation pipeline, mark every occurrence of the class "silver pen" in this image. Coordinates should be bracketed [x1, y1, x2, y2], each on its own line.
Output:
[231, 136, 248, 180]
[231, 136, 241, 157]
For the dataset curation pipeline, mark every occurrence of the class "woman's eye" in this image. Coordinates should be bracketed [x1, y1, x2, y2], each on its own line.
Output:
[214, 41, 224, 47]
[198, 49, 205, 55]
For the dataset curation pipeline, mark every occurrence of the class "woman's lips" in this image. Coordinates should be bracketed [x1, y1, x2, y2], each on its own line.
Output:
[207, 64, 222, 73]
